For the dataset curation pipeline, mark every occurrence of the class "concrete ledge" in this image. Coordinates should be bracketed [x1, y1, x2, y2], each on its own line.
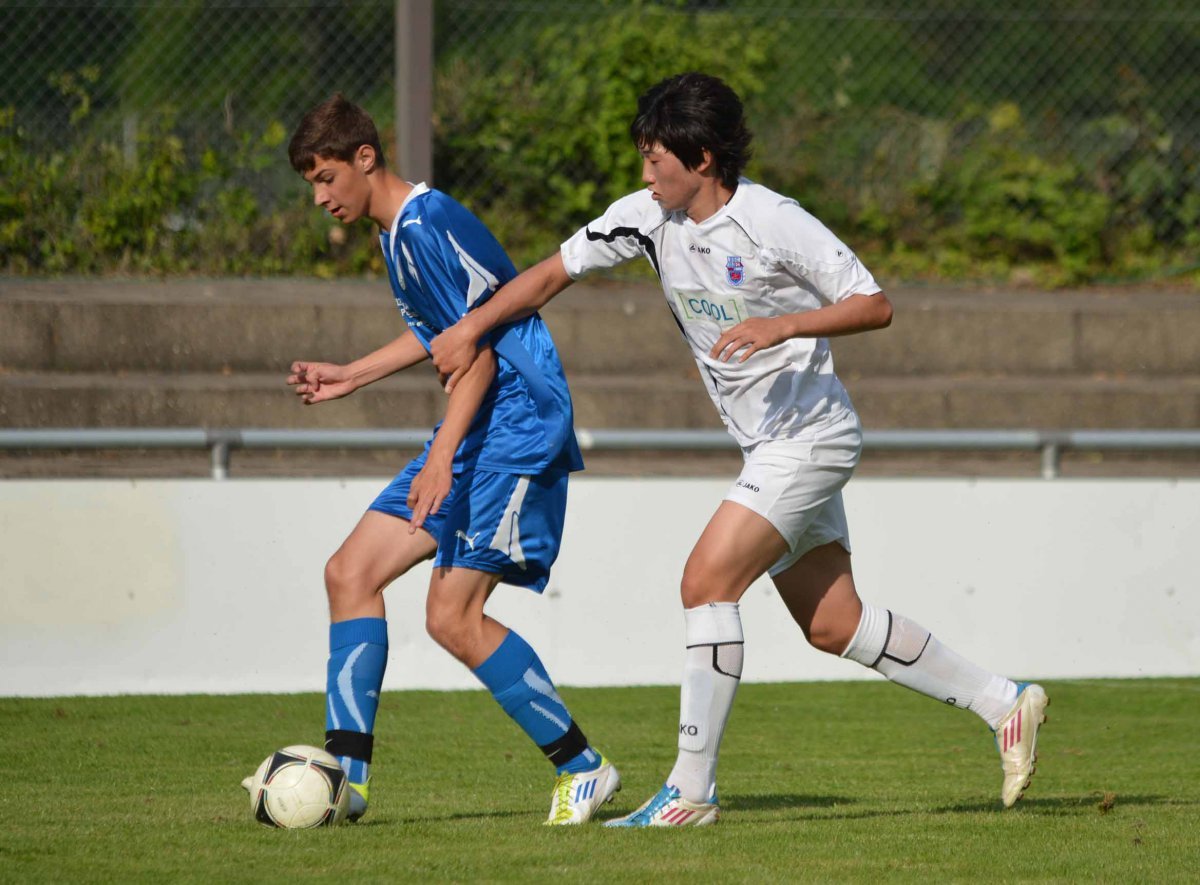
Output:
[4, 372, 1199, 430]
[4, 279, 1199, 376]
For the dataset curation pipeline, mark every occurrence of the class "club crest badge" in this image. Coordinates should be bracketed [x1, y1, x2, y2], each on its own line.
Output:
[726, 256, 745, 287]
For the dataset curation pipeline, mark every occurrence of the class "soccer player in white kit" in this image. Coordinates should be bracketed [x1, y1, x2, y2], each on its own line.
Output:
[431, 72, 1048, 826]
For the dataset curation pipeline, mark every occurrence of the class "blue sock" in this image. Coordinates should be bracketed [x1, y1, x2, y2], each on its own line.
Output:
[324, 617, 388, 784]
[473, 630, 600, 775]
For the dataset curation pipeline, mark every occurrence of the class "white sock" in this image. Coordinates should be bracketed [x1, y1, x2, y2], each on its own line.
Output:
[842, 603, 1018, 729]
[667, 603, 744, 804]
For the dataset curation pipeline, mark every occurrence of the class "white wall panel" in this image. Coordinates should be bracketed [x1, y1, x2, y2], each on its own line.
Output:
[1, 478, 1196, 696]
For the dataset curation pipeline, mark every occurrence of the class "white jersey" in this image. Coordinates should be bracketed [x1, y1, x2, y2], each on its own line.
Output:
[560, 179, 882, 448]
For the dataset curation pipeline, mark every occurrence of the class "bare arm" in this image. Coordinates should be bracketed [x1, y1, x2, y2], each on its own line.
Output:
[288, 328, 429, 404]
[710, 292, 894, 363]
[430, 253, 574, 393]
[406, 343, 498, 533]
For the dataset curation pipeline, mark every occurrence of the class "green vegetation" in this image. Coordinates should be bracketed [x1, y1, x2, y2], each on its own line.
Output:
[2, 1, 1197, 285]
[1, 679, 1198, 882]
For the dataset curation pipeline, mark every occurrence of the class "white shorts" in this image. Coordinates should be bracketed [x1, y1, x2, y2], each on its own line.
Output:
[723, 417, 862, 577]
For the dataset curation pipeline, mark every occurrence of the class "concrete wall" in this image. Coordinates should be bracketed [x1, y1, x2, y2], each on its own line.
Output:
[2, 477, 1197, 696]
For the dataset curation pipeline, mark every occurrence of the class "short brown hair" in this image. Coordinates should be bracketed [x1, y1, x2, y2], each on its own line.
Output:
[288, 93, 386, 173]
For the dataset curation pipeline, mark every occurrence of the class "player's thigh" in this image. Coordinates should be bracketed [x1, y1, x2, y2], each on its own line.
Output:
[682, 500, 791, 605]
[772, 540, 862, 652]
[327, 509, 437, 595]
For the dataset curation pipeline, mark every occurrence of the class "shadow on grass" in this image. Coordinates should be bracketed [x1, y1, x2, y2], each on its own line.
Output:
[391, 807, 539, 824]
[717, 793, 1184, 822]
[724, 793, 856, 812]
[931, 793, 1183, 815]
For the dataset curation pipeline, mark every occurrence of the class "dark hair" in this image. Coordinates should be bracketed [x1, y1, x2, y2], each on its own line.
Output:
[288, 92, 386, 173]
[630, 73, 752, 188]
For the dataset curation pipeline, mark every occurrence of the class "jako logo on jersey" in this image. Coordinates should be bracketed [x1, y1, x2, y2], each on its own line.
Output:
[688, 244, 711, 254]
[726, 256, 745, 286]
[735, 480, 760, 493]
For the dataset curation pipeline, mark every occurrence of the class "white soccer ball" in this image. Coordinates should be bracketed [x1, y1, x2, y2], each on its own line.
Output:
[248, 744, 350, 828]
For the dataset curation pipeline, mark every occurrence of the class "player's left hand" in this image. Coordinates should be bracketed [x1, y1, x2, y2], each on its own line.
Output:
[430, 323, 479, 394]
[407, 458, 453, 534]
[710, 317, 792, 363]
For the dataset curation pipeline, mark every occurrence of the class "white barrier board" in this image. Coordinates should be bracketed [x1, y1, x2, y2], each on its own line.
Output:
[1, 477, 1197, 696]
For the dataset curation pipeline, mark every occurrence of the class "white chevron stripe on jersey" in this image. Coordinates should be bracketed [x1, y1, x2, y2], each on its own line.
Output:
[447, 230, 500, 309]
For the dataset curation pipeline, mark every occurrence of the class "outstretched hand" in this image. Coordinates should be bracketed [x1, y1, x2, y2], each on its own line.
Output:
[287, 361, 357, 404]
[430, 323, 480, 394]
[709, 317, 792, 363]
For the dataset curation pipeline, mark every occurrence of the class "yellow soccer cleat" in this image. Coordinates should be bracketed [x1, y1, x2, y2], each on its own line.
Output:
[346, 778, 370, 822]
[545, 756, 622, 825]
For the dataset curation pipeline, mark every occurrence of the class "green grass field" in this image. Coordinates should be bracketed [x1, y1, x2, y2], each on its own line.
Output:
[2, 679, 1197, 883]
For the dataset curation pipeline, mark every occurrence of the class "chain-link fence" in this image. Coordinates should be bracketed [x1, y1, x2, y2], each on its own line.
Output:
[3, 1, 1198, 281]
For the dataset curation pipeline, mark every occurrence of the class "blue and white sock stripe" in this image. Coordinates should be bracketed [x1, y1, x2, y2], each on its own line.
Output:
[523, 668, 568, 716]
[336, 642, 370, 732]
[529, 700, 570, 732]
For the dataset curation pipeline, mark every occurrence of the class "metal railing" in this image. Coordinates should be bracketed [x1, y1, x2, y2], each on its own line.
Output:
[3, 428, 1199, 481]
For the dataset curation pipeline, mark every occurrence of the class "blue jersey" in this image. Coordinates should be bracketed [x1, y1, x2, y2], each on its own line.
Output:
[380, 184, 583, 473]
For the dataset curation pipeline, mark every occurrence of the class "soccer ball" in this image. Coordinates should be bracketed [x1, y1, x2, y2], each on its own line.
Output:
[248, 745, 350, 828]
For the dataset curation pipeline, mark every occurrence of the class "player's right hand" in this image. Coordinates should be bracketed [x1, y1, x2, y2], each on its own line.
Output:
[287, 361, 356, 404]
[430, 324, 479, 394]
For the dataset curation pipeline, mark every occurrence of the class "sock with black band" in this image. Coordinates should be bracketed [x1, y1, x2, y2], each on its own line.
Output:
[841, 603, 1017, 729]
[473, 629, 599, 775]
[325, 617, 388, 784]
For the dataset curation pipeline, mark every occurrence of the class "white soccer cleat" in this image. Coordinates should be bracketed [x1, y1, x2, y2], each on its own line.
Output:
[545, 756, 622, 825]
[996, 682, 1049, 807]
[604, 783, 719, 828]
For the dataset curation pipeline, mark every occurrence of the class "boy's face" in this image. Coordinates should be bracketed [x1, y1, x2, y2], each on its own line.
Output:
[303, 150, 373, 224]
[640, 142, 704, 213]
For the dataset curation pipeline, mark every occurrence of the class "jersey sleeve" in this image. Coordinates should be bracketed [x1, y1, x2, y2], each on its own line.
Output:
[761, 202, 882, 304]
[559, 190, 660, 279]
[404, 195, 515, 339]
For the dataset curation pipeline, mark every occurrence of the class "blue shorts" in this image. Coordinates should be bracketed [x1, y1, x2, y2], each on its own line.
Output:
[369, 454, 569, 593]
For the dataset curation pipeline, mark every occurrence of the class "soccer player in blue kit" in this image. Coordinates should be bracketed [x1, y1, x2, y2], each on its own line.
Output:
[432, 73, 1049, 826]
[260, 94, 621, 825]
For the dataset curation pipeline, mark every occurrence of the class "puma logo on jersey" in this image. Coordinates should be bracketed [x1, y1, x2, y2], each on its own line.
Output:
[455, 530, 482, 550]
[402, 216, 423, 227]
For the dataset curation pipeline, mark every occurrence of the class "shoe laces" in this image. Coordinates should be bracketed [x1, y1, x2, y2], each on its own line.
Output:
[631, 784, 679, 825]
[549, 772, 578, 824]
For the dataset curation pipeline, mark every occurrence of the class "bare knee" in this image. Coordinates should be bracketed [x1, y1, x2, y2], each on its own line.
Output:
[679, 565, 712, 608]
[425, 605, 475, 662]
[324, 552, 354, 604]
[324, 551, 376, 612]
[679, 558, 748, 608]
[805, 616, 858, 656]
